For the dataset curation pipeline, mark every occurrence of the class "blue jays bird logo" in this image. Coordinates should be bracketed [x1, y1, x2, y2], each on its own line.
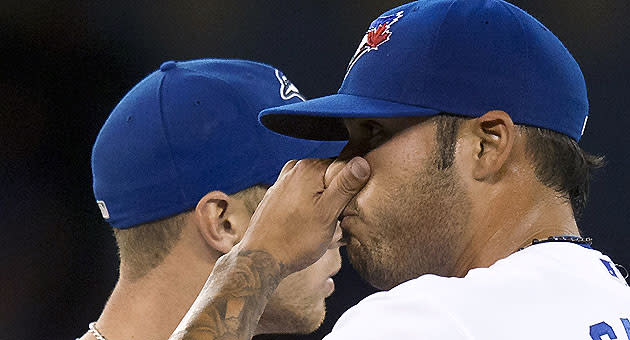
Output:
[346, 11, 404, 75]
[275, 69, 305, 101]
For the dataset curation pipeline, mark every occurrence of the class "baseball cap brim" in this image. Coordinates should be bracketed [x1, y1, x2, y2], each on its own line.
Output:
[259, 93, 441, 141]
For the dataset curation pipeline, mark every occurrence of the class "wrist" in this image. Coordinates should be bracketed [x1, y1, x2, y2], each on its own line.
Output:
[214, 243, 289, 291]
[236, 237, 292, 278]
[170, 243, 289, 340]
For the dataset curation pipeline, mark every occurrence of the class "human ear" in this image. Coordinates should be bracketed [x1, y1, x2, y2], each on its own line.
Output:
[470, 110, 515, 180]
[194, 191, 241, 254]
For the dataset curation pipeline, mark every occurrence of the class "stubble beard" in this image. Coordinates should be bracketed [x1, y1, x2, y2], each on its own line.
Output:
[257, 293, 326, 335]
[347, 153, 471, 290]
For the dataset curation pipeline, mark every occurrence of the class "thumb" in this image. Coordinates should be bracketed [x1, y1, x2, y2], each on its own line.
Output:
[319, 157, 370, 220]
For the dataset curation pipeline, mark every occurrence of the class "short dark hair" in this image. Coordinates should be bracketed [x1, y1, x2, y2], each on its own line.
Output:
[519, 126, 604, 219]
[432, 114, 604, 219]
[433, 115, 464, 170]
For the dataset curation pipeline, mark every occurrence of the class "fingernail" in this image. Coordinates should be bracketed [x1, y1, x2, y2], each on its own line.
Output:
[349, 157, 370, 179]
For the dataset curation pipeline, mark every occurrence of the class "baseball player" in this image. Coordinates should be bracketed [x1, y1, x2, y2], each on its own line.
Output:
[78, 59, 345, 340]
[169, 1, 630, 340]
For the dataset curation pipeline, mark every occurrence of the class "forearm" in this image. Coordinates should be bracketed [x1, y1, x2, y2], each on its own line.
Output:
[169, 247, 286, 340]
[168, 158, 369, 340]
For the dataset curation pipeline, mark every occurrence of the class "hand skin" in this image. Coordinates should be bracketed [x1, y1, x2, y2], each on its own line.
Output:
[169, 157, 370, 340]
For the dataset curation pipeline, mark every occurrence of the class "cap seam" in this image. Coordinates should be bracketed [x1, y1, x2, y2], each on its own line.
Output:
[500, 0, 530, 115]
[177, 64, 260, 130]
[172, 63, 268, 193]
[157, 71, 188, 203]
[426, 0, 460, 98]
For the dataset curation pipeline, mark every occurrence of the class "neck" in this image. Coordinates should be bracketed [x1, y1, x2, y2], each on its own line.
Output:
[453, 181, 579, 277]
[92, 251, 216, 340]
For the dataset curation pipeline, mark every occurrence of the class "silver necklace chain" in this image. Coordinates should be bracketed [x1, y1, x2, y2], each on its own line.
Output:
[88, 322, 108, 340]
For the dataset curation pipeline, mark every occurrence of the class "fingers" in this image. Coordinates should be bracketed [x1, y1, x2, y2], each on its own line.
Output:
[278, 159, 298, 178]
[324, 159, 347, 188]
[279, 158, 332, 179]
[319, 156, 370, 220]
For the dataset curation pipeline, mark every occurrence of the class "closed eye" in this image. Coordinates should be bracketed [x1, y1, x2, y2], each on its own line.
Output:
[361, 121, 387, 150]
[341, 118, 395, 158]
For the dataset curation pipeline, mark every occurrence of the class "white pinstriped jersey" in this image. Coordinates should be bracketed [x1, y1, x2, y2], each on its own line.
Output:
[325, 242, 630, 339]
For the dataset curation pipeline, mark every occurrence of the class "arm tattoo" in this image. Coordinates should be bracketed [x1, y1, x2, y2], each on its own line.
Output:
[169, 249, 286, 340]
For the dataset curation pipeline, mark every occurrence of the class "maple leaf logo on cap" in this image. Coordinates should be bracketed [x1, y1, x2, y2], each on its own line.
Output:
[346, 11, 404, 75]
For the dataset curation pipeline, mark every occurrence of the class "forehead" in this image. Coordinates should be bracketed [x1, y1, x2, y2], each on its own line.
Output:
[338, 116, 437, 160]
[342, 116, 431, 133]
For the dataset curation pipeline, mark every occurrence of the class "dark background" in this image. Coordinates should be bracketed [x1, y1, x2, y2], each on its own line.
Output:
[1, 1, 628, 339]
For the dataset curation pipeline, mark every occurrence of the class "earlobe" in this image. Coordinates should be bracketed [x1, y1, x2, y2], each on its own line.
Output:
[195, 191, 238, 254]
[471, 110, 515, 180]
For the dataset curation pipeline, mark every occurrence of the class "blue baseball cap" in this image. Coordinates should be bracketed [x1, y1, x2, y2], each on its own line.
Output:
[260, 0, 589, 141]
[92, 59, 345, 229]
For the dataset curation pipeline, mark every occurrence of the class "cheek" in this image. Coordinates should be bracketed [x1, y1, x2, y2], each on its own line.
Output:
[349, 127, 434, 238]
[349, 170, 396, 243]
[362, 134, 430, 192]
[355, 152, 418, 224]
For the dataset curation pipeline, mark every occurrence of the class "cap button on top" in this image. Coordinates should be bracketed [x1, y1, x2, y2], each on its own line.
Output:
[160, 61, 177, 72]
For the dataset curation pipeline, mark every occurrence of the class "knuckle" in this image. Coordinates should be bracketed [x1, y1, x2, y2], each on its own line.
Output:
[317, 158, 334, 170]
[280, 159, 298, 174]
[294, 158, 310, 169]
[294, 158, 329, 175]
[287, 159, 298, 169]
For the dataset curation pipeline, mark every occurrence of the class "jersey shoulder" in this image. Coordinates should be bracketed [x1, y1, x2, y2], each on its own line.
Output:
[326, 243, 630, 340]
[324, 277, 472, 340]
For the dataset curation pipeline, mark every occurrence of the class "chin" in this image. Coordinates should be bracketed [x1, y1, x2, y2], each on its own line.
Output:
[346, 241, 402, 290]
[292, 300, 327, 334]
[258, 299, 326, 335]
